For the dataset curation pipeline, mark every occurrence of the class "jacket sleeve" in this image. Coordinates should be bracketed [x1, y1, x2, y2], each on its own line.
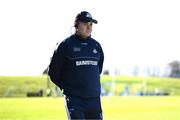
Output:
[98, 44, 104, 74]
[48, 41, 66, 89]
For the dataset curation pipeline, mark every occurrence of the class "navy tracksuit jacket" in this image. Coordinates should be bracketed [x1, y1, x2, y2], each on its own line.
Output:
[48, 34, 104, 98]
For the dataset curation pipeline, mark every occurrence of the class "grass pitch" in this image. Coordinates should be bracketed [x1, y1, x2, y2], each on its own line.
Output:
[0, 96, 180, 120]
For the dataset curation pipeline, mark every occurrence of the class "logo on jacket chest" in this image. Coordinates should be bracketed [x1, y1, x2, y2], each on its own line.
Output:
[73, 47, 98, 54]
[92, 48, 97, 54]
[73, 47, 81, 52]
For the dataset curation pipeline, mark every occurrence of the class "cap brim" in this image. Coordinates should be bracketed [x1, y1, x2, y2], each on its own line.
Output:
[91, 19, 98, 24]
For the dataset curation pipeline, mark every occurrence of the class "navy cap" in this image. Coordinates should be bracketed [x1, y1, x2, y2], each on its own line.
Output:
[76, 11, 98, 24]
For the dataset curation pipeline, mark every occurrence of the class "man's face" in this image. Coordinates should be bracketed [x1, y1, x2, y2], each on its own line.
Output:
[76, 21, 93, 38]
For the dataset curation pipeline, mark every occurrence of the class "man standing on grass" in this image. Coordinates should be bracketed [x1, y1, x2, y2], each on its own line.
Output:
[48, 11, 104, 120]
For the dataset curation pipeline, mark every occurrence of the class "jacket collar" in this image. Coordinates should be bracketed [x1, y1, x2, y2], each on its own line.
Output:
[74, 33, 91, 42]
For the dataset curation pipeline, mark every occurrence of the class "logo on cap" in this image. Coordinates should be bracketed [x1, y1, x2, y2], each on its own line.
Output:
[86, 13, 92, 18]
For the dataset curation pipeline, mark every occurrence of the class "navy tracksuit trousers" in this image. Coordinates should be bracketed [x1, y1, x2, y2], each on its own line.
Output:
[64, 95, 103, 120]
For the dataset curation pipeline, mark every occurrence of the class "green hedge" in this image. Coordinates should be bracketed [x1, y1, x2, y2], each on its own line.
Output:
[101, 75, 180, 95]
[0, 75, 180, 97]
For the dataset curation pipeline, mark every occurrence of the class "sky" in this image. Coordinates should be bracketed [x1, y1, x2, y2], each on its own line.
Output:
[0, 0, 180, 75]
